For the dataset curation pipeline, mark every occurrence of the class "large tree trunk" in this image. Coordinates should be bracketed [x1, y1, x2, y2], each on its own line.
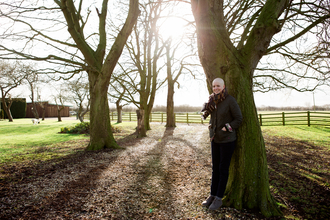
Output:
[191, 0, 285, 217]
[87, 72, 119, 150]
[225, 67, 281, 217]
[143, 106, 151, 131]
[136, 109, 146, 137]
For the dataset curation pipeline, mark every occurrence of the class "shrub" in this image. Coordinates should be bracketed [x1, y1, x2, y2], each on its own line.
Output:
[60, 122, 121, 134]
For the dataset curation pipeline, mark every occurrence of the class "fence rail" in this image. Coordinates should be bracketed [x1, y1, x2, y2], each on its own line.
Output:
[110, 112, 206, 124]
[106, 111, 330, 126]
[258, 111, 330, 126]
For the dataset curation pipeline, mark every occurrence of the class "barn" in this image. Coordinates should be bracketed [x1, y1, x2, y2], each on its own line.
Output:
[26, 102, 70, 118]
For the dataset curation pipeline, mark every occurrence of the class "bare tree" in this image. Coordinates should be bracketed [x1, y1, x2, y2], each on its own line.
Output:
[53, 88, 67, 122]
[114, 88, 126, 123]
[191, 0, 330, 217]
[66, 77, 90, 122]
[0, 61, 26, 122]
[108, 77, 130, 124]
[0, 0, 140, 150]
[164, 39, 201, 127]
[111, 0, 173, 136]
[23, 65, 40, 119]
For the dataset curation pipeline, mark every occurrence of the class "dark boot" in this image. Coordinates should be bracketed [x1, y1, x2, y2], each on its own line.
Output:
[202, 195, 215, 207]
[209, 197, 222, 210]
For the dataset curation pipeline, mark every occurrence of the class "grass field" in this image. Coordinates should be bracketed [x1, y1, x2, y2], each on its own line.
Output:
[0, 119, 139, 166]
[0, 118, 90, 165]
[261, 125, 330, 149]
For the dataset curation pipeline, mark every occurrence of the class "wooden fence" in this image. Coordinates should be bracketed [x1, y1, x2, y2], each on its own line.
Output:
[106, 111, 330, 126]
[258, 111, 330, 126]
[110, 112, 206, 124]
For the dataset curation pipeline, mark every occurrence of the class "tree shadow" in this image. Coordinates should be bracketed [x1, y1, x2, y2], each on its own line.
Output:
[265, 134, 330, 219]
[0, 139, 121, 219]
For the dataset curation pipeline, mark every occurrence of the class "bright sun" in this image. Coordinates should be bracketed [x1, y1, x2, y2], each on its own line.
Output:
[158, 16, 186, 40]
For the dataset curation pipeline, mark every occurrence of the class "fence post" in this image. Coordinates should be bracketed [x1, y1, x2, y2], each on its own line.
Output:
[150, 113, 152, 122]
[259, 114, 262, 126]
[307, 111, 310, 126]
[186, 113, 188, 124]
[161, 113, 163, 123]
[129, 112, 131, 121]
[282, 112, 285, 126]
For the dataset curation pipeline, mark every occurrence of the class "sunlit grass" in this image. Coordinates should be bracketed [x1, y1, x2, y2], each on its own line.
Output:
[0, 119, 138, 166]
[0, 118, 89, 165]
[261, 125, 330, 149]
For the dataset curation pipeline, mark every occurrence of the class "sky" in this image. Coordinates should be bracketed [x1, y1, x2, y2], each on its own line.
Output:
[3, 1, 329, 109]
[153, 78, 330, 108]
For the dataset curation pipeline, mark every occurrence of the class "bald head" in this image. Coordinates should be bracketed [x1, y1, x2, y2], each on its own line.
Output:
[212, 78, 225, 94]
[212, 78, 225, 86]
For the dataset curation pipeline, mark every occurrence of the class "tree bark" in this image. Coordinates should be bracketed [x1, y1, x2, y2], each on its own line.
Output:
[136, 109, 146, 137]
[165, 43, 175, 127]
[166, 83, 175, 127]
[191, 0, 287, 217]
[116, 105, 123, 123]
[56, 104, 64, 122]
[86, 71, 119, 150]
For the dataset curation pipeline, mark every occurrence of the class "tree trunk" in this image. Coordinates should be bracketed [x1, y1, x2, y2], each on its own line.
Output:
[78, 115, 84, 122]
[143, 109, 151, 130]
[116, 106, 122, 123]
[30, 91, 39, 119]
[165, 42, 175, 127]
[1, 96, 13, 122]
[191, 0, 284, 217]
[166, 85, 175, 127]
[57, 109, 62, 122]
[116, 100, 123, 123]
[226, 69, 281, 217]
[86, 72, 119, 150]
[41, 108, 45, 120]
[41, 104, 46, 121]
[136, 109, 146, 137]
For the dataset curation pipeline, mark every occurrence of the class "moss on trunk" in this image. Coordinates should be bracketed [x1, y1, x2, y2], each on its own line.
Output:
[86, 73, 119, 151]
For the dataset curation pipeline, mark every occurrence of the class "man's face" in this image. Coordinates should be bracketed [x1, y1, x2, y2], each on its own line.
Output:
[212, 80, 225, 94]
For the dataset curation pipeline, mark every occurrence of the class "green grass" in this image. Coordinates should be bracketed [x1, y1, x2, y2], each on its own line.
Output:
[261, 125, 330, 149]
[0, 119, 138, 166]
[0, 118, 89, 165]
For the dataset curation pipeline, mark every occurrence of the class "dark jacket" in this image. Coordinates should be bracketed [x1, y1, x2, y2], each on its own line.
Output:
[209, 95, 243, 143]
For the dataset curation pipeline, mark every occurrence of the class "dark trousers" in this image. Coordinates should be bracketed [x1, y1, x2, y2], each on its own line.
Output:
[210, 140, 236, 198]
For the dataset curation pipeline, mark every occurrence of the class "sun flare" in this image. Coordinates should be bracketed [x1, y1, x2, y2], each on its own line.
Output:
[158, 16, 186, 40]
